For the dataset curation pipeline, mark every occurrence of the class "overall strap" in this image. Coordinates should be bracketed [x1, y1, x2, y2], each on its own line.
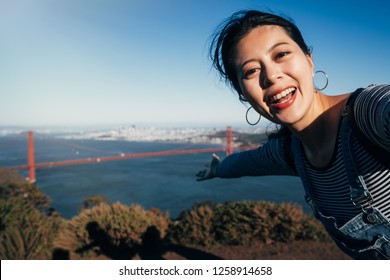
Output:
[340, 113, 374, 207]
[291, 136, 320, 219]
[341, 88, 383, 223]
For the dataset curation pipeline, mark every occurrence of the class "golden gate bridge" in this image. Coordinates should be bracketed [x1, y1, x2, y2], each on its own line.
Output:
[9, 126, 259, 184]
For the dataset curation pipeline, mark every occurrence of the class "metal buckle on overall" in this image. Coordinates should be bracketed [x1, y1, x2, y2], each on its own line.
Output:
[350, 189, 377, 224]
[342, 105, 351, 116]
[363, 205, 378, 224]
[350, 189, 372, 205]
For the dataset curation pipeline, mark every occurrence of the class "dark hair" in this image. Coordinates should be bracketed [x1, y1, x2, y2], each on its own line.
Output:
[209, 10, 311, 103]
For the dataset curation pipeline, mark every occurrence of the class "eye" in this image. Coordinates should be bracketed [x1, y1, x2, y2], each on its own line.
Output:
[275, 51, 290, 60]
[242, 68, 260, 79]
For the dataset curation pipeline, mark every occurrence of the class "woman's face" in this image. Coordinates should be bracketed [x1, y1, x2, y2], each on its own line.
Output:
[234, 25, 315, 128]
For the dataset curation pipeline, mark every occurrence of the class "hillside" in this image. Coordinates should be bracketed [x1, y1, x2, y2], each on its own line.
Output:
[0, 167, 27, 186]
[0, 167, 350, 260]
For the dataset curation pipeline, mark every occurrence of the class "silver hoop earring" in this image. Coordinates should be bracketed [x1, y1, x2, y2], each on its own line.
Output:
[246, 107, 261, 126]
[314, 70, 328, 91]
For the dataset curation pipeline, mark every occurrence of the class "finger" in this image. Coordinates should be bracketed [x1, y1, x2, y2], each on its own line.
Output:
[212, 153, 220, 161]
[196, 172, 207, 181]
[205, 154, 220, 168]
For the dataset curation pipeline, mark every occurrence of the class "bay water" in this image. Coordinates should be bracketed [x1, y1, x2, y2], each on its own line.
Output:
[0, 134, 307, 219]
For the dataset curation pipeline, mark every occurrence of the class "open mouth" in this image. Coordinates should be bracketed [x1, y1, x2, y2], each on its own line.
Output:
[270, 87, 296, 105]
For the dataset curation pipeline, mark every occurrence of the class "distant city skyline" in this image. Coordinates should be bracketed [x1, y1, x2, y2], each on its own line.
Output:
[1, 0, 389, 128]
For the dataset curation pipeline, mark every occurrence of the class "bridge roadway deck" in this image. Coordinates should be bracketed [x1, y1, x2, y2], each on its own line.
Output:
[10, 145, 258, 170]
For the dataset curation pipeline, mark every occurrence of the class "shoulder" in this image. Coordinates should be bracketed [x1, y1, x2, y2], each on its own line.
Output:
[352, 84, 390, 107]
[326, 84, 390, 108]
[361, 84, 390, 94]
[347, 84, 390, 153]
[350, 84, 390, 125]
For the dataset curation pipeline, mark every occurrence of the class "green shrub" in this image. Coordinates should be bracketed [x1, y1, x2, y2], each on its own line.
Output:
[0, 182, 51, 212]
[168, 202, 215, 246]
[0, 195, 64, 260]
[82, 195, 108, 209]
[212, 201, 276, 245]
[168, 200, 330, 246]
[54, 202, 170, 259]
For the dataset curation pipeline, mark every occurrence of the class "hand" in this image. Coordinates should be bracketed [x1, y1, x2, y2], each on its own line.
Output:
[196, 153, 220, 181]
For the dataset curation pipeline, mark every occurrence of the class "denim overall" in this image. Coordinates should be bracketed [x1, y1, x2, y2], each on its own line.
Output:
[291, 115, 390, 259]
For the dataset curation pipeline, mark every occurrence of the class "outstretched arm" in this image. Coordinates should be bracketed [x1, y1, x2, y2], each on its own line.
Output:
[196, 136, 297, 181]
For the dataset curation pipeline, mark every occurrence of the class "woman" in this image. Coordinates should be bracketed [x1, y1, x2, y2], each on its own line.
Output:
[196, 10, 390, 259]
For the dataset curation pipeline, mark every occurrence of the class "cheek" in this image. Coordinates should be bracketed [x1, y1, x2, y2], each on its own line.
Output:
[291, 59, 314, 84]
[239, 80, 261, 101]
[243, 93, 270, 117]
[239, 82, 269, 112]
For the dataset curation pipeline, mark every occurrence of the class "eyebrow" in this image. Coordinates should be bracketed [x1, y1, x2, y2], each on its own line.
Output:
[238, 41, 290, 72]
[268, 42, 290, 53]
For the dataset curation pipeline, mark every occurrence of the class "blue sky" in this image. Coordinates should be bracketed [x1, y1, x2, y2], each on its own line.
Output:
[1, 0, 389, 128]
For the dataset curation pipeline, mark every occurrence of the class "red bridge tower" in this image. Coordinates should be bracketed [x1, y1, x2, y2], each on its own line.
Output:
[27, 131, 36, 184]
[226, 126, 233, 156]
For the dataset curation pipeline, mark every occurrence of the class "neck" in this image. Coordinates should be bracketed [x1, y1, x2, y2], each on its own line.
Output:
[294, 112, 333, 152]
[289, 92, 331, 148]
[286, 92, 349, 167]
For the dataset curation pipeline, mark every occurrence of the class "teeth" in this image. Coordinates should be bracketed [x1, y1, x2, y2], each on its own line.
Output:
[271, 88, 295, 102]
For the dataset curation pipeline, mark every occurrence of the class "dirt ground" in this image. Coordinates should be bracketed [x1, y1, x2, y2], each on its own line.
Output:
[163, 241, 351, 260]
[71, 239, 352, 260]
[123, 240, 352, 260]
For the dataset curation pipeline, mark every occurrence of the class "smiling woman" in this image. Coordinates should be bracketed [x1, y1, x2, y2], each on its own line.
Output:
[196, 10, 390, 260]
[234, 25, 316, 128]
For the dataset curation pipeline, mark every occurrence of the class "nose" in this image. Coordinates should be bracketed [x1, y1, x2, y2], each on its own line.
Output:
[260, 66, 281, 89]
